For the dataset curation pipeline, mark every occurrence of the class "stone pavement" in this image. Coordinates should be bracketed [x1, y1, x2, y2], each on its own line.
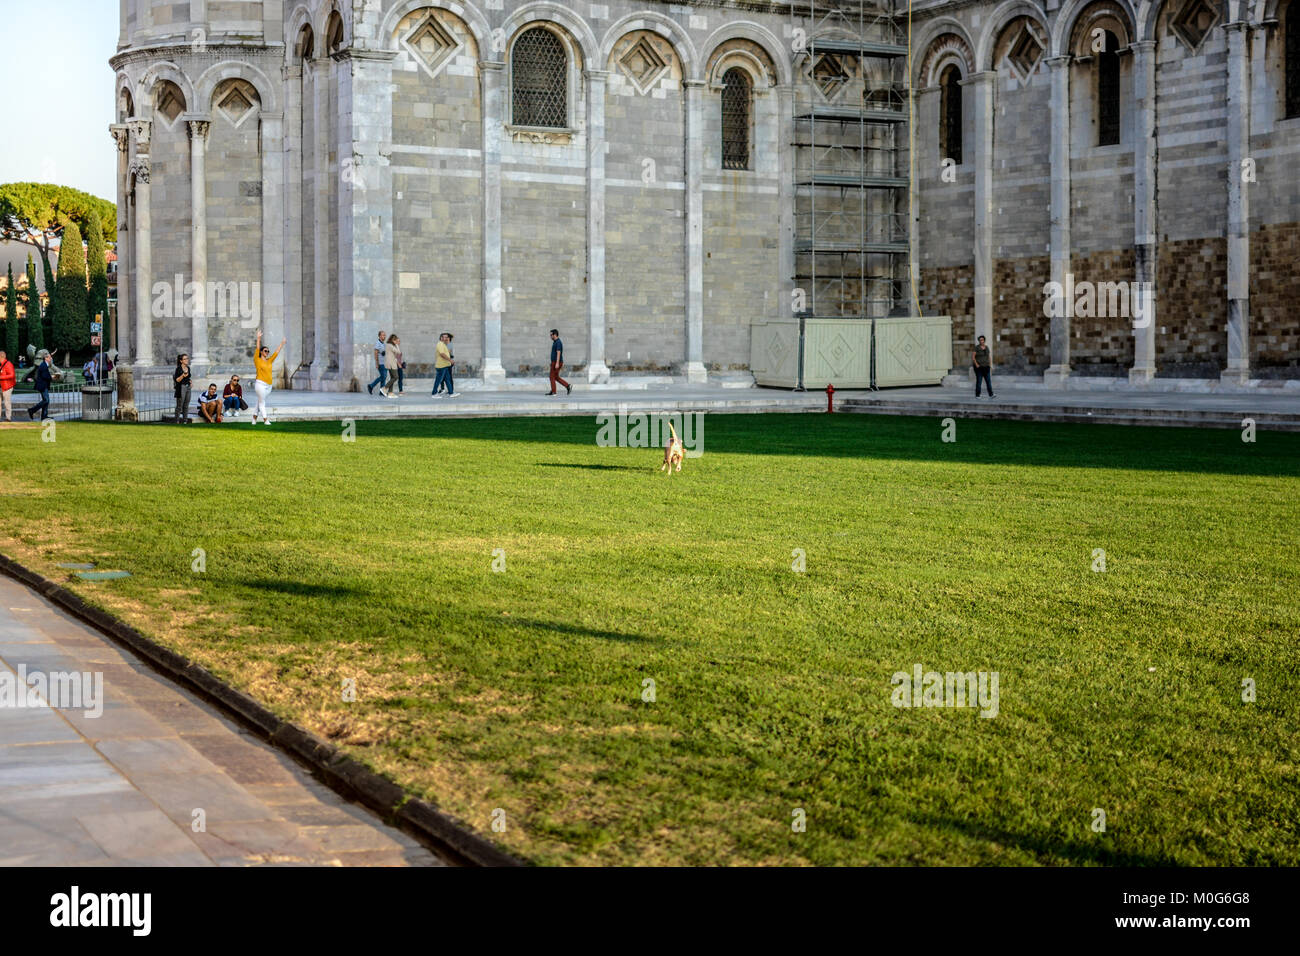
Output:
[0, 575, 442, 867]
[205, 380, 1300, 429]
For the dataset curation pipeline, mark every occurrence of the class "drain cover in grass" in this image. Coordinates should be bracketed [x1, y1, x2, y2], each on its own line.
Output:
[75, 570, 131, 581]
[58, 563, 96, 570]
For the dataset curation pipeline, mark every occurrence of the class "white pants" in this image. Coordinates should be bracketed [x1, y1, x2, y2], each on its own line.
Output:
[254, 380, 272, 420]
[1, 388, 11, 420]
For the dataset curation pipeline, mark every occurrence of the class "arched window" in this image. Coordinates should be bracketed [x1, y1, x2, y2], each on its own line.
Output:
[721, 67, 751, 170]
[1287, 2, 1300, 118]
[939, 64, 963, 165]
[326, 11, 344, 55]
[1097, 30, 1120, 145]
[296, 24, 315, 61]
[512, 27, 568, 129]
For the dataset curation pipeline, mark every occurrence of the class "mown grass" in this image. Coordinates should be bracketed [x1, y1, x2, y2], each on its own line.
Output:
[1, 412, 1297, 865]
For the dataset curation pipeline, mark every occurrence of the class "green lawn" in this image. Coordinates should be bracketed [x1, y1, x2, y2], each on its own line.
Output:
[2, 413, 1297, 865]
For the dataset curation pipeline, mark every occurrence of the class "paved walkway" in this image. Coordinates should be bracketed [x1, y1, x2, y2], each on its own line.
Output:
[0, 575, 441, 866]
[216, 380, 1300, 428]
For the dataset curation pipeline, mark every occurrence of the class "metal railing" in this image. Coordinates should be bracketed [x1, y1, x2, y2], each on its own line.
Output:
[8, 371, 177, 423]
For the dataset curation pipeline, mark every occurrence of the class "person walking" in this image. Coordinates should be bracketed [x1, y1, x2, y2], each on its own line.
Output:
[546, 329, 571, 396]
[26, 352, 53, 421]
[382, 333, 402, 398]
[432, 332, 456, 397]
[0, 350, 15, 422]
[173, 353, 192, 424]
[252, 329, 285, 424]
[367, 331, 387, 395]
[972, 335, 995, 399]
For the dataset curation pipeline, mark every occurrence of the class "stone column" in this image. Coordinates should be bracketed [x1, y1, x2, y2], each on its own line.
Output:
[311, 57, 331, 381]
[260, 111, 287, 383]
[1250, 21, 1273, 132]
[1130, 41, 1159, 384]
[187, 119, 211, 364]
[129, 119, 153, 366]
[1223, 21, 1252, 385]
[336, 48, 396, 388]
[282, 65, 304, 385]
[965, 72, 996, 361]
[908, 87, 922, 320]
[778, 84, 796, 320]
[585, 70, 611, 383]
[683, 79, 707, 383]
[111, 125, 131, 356]
[480, 60, 506, 384]
[1044, 57, 1072, 386]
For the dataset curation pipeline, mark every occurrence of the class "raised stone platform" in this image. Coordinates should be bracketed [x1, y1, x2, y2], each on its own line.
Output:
[129, 379, 1300, 431]
[842, 385, 1300, 431]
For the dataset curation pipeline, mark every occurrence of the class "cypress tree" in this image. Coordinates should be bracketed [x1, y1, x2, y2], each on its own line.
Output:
[3, 264, 18, 360]
[86, 213, 108, 334]
[52, 220, 88, 357]
[39, 245, 55, 345]
[25, 255, 44, 354]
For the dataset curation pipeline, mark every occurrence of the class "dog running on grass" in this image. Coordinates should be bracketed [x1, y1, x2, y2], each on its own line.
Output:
[661, 421, 685, 475]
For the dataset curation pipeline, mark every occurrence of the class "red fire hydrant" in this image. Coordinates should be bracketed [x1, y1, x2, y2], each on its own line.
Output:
[826, 383, 835, 413]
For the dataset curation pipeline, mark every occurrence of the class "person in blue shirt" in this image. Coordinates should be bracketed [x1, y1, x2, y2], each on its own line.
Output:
[546, 329, 571, 396]
[26, 353, 53, 420]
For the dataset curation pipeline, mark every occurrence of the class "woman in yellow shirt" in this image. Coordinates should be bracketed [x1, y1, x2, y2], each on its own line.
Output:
[251, 329, 285, 425]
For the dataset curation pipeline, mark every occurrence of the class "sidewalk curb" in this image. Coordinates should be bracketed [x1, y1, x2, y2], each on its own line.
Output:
[0, 552, 524, 868]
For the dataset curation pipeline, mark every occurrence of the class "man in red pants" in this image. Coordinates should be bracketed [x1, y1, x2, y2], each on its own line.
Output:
[546, 328, 571, 395]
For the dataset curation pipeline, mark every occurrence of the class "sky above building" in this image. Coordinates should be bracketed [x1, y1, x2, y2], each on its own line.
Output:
[0, 0, 119, 201]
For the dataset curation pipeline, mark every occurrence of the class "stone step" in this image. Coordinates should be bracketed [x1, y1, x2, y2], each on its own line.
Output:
[841, 399, 1300, 430]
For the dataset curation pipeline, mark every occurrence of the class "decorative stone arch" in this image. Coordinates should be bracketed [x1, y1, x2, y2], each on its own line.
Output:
[912, 17, 978, 87]
[381, 0, 493, 58]
[698, 21, 791, 86]
[389, 5, 482, 79]
[800, 28, 874, 103]
[116, 73, 137, 121]
[194, 60, 279, 115]
[1053, 0, 1139, 55]
[138, 61, 195, 117]
[991, 15, 1052, 84]
[704, 36, 780, 91]
[284, 4, 315, 61]
[600, 11, 698, 81]
[502, 2, 599, 67]
[918, 30, 977, 87]
[977, 1, 1051, 70]
[320, 4, 347, 54]
[211, 78, 263, 129]
[1154, 0, 1227, 51]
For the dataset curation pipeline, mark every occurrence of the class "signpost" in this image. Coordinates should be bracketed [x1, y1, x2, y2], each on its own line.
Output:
[93, 314, 104, 384]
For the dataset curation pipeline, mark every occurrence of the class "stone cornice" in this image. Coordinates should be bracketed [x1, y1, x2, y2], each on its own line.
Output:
[332, 48, 399, 64]
[111, 42, 286, 72]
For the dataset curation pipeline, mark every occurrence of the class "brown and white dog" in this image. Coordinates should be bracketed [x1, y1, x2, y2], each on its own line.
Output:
[661, 422, 684, 475]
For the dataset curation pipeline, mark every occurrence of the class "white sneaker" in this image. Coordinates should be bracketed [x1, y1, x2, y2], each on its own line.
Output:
[265, 418, 273, 425]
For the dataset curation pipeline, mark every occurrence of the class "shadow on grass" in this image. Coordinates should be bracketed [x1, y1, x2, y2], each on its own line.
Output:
[239, 578, 365, 599]
[910, 812, 1183, 867]
[495, 614, 656, 644]
[536, 463, 640, 471]
[212, 415, 1300, 478]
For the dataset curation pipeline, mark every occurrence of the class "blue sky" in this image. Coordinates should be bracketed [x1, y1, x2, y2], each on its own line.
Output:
[0, 0, 119, 201]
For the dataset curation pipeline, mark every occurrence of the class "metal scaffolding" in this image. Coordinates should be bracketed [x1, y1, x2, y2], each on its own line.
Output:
[792, 0, 911, 320]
